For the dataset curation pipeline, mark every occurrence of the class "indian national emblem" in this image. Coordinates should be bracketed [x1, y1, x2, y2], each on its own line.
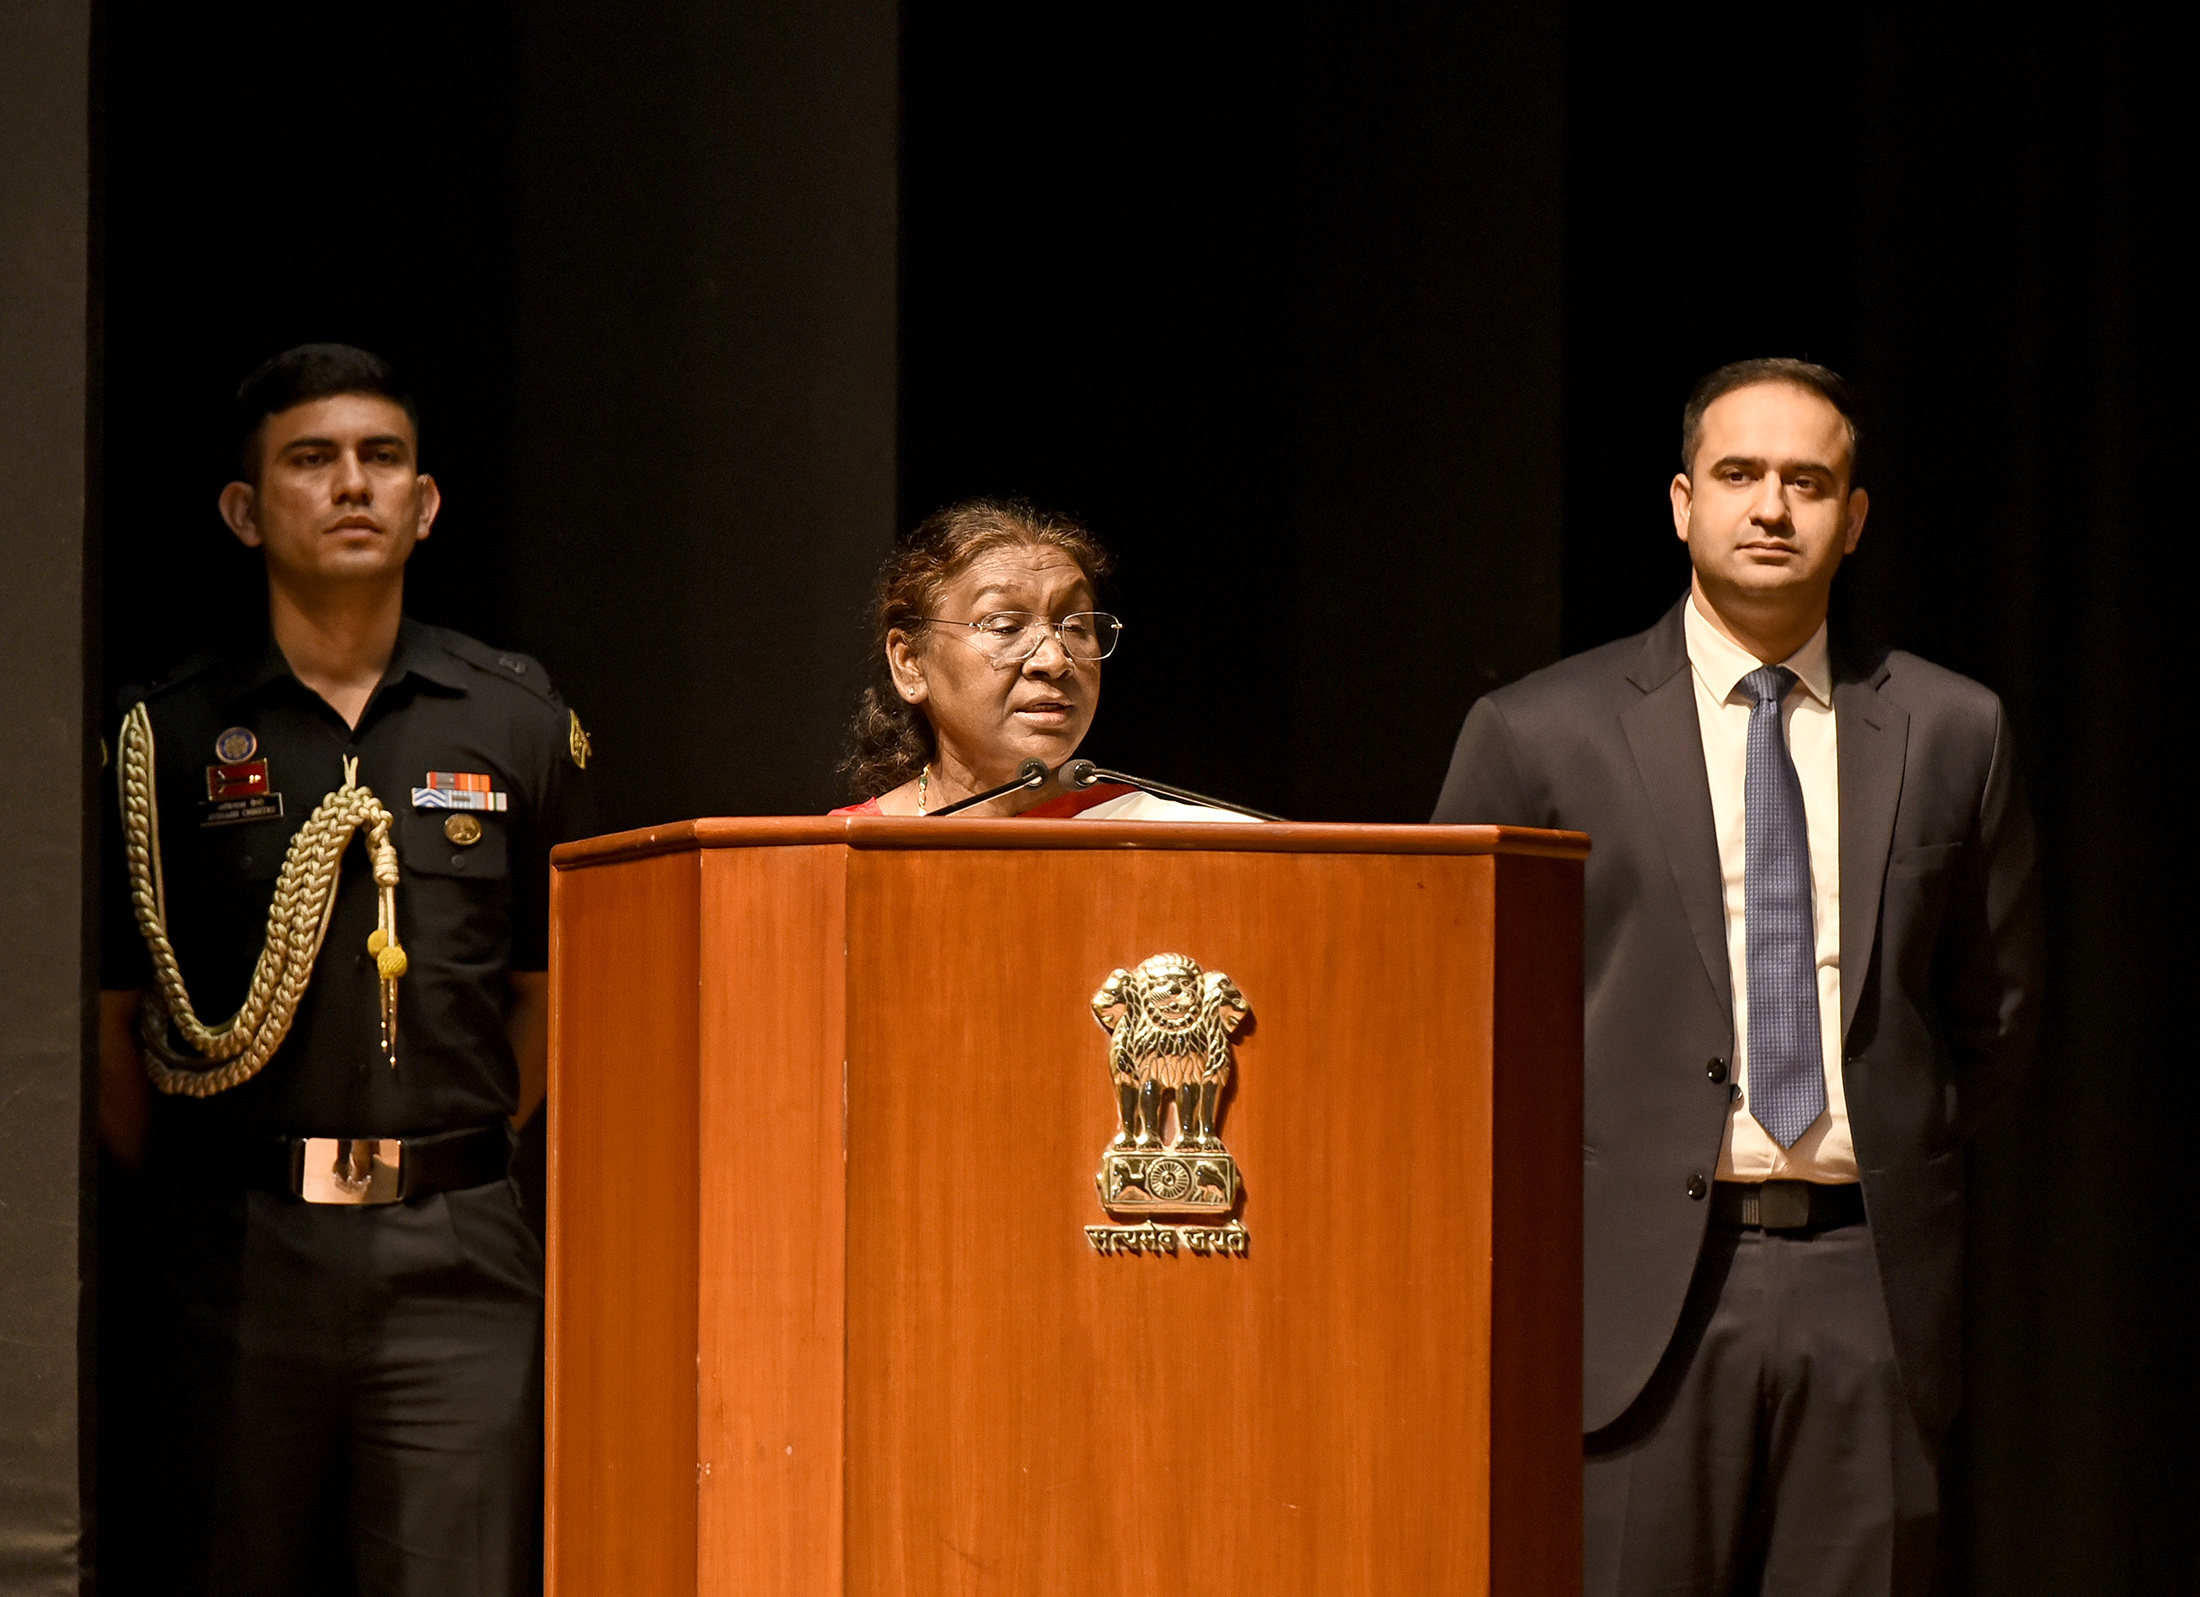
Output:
[1090, 953, 1249, 1217]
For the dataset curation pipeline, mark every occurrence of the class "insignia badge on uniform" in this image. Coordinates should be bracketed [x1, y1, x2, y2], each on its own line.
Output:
[214, 726, 258, 763]
[412, 771, 508, 812]
[200, 754, 285, 826]
[444, 813, 484, 846]
[207, 761, 269, 801]
[568, 710, 591, 770]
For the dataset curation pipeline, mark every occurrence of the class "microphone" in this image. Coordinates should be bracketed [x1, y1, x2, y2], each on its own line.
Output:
[927, 758, 1050, 818]
[1059, 759, 1283, 822]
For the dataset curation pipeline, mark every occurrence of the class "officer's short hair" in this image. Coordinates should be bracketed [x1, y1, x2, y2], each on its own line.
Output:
[234, 343, 420, 480]
[1680, 357, 1862, 486]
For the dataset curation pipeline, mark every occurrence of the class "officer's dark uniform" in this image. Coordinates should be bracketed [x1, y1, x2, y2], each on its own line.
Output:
[102, 619, 591, 1597]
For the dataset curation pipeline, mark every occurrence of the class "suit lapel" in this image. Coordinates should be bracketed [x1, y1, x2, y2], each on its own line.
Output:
[1621, 604, 1731, 1018]
[1835, 663, 1907, 1037]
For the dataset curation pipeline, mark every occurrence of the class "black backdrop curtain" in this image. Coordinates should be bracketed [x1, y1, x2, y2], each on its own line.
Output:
[92, 2, 2188, 1590]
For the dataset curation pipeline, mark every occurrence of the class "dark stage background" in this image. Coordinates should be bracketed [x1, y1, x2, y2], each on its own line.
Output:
[89, 2, 2187, 1592]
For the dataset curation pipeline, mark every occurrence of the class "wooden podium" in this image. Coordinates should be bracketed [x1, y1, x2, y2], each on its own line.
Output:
[547, 817, 1586, 1597]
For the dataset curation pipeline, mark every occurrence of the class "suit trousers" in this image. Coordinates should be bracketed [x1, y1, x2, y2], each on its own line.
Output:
[146, 1180, 544, 1597]
[1583, 1217, 1938, 1597]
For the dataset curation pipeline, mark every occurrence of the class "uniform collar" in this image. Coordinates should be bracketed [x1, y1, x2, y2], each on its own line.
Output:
[382, 619, 470, 692]
[1683, 592, 1833, 708]
[216, 617, 467, 707]
[228, 634, 297, 700]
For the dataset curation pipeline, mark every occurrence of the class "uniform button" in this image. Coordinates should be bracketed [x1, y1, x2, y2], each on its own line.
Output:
[238, 856, 252, 871]
[1729, 1083, 1743, 1103]
[451, 853, 468, 870]
[1686, 1173, 1708, 1200]
[1706, 1056, 1728, 1084]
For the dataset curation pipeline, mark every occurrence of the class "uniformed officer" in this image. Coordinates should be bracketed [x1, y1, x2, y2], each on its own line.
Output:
[99, 344, 592, 1597]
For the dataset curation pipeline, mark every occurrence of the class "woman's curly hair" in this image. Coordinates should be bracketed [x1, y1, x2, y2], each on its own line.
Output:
[842, 497, 1114, 799]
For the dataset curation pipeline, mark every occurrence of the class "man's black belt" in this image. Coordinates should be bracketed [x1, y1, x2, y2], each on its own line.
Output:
[1711, 1178, 1866, 1232]
[225, 1123, 512, 1206]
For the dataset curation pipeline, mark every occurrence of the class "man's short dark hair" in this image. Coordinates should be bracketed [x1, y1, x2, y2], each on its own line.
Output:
[233, 343, 418, 479]
[1680, 358, 1862, 484]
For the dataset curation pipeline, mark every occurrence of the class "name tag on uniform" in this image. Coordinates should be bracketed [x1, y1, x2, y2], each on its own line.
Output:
[201, 795, 286, 827]
[201, 758, 285, 826]
[412, 771, 508, 813]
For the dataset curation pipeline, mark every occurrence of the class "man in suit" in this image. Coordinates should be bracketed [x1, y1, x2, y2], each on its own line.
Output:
[1432, 358, 2040, 1595]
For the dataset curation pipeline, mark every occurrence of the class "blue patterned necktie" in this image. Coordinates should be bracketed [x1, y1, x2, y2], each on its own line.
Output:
[1742, 665, 1827, 1148]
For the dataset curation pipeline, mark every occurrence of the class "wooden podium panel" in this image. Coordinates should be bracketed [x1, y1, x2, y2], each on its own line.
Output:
[548, 819, 1584, 1597]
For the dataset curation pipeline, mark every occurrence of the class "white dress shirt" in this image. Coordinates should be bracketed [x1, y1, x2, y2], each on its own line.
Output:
[1684, 596, 1857, 1183]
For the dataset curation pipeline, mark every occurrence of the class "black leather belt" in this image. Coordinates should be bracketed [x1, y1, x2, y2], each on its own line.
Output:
[226, 1123, 512, 1206]
[1711, 1179, 1865, 1232]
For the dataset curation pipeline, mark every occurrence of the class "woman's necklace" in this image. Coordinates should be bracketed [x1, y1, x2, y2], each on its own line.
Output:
[917, 764, 930, 817]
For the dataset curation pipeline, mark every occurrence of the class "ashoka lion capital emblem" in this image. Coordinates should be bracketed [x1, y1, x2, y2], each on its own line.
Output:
[1090, 954, 1249, 1219]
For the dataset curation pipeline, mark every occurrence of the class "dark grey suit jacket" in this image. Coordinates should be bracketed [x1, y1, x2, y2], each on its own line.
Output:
[1432, 598, 2041, 1437]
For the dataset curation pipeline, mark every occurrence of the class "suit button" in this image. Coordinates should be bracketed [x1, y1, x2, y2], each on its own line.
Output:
[1686, 1173, 1708, 1200]
[1730, 1083, 1743, 1103]
[1706, 1057, 1728, 1084]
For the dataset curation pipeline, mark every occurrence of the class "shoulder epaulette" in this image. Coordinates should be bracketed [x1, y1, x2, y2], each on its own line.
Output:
[141, 646, 227, 699]
[118, 646, 242, 718]
[429, 626, 567, 707]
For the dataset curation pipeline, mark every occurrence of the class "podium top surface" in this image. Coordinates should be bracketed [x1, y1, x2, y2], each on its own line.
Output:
[551, 815, 1589, 871]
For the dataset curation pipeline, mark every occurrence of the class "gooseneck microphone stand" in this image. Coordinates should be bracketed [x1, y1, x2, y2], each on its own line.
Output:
[1059, 759, 1283, 822]
[926, 758, 1051, 818]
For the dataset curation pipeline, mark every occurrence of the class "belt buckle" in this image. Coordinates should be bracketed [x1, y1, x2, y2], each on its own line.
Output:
[298, 1138, 403, 1205]
[1759, 1179, 1813, 1230]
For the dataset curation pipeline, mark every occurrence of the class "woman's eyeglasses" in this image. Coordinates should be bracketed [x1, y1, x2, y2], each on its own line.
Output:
[915, 611, 1124, 666]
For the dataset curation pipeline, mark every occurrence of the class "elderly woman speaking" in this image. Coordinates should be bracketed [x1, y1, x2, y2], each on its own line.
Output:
[834, 498, 1253, 821]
